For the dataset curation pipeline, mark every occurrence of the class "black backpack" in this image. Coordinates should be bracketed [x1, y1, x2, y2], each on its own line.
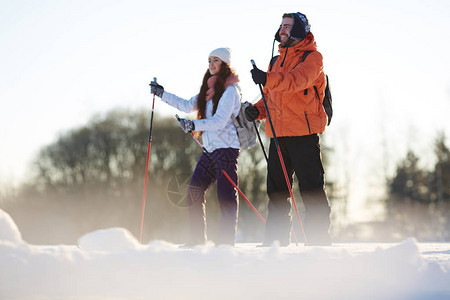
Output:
[269, 51, 333, 125]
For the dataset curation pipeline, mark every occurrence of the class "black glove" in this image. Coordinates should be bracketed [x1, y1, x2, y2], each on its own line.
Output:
[251, 67, 267, 86]
[179, 118, 195, 133]
[150, 80, 164, 97]
[244, 105, 260, 122]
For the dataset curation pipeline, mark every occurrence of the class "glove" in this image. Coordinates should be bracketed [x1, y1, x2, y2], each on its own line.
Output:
[244, 105, 260, 122]
[150, 80, 164, 97]
[250, 67, 267, 86]
[179, 118, 195, 133]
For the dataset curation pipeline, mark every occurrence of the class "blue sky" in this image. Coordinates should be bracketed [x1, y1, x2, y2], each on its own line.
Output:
[1, 0, 449, 221]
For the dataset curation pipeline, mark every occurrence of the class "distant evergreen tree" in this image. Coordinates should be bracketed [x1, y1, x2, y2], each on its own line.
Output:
[431, 132, 450, 203]
[386, 132, 450, 241]
[389, 150, 427, 203]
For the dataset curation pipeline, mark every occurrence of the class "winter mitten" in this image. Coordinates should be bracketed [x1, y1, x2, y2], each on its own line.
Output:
[150, 80, 164, 97]
[250, 67, 267, 86]
[179, 118, 195, 133]
[244, 105, 260, 122]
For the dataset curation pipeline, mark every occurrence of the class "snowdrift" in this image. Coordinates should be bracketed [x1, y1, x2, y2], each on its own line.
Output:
[0, 209, 449, 300]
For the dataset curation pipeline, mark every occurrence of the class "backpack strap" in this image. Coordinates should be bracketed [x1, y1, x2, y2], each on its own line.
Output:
[269, 55, 279, 72]
[300, 51, 314, 96]
[302, 51, 313, 62]
[270, 51, 314, 95]
[270, 51, 312, 72]
[313, 86, 320, 99]
[294, 50, 313, 71]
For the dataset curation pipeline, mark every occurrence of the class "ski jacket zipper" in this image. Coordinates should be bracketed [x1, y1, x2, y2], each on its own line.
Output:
[304, 111, 311, 134]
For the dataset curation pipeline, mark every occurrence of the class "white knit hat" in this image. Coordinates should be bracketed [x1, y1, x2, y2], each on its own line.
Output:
[209, 47, 231, 65]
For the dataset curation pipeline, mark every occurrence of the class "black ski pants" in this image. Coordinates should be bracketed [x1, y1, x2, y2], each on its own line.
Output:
[265, 134, 331, 245]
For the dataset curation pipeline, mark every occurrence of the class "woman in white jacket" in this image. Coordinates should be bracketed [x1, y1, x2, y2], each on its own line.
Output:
[150, 48, 241, 246]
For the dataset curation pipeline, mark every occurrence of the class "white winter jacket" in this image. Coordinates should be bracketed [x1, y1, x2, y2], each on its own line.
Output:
[161, 85, 241, 152]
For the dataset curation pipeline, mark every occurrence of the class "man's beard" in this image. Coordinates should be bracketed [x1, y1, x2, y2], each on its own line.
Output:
[281, 37, 301, 48]
[281, 38, 292, 48]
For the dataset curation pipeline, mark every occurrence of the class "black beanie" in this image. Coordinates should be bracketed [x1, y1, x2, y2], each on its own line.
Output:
[275, 12, 311, 42]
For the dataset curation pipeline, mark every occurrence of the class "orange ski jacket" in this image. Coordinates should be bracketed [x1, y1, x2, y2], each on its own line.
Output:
[254, 33, 327, 137]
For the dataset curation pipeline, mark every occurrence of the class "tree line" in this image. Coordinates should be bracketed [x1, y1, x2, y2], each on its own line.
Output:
[385, 132, 449, 241]
[1, 109, 275, 244]
[0, 108, 448, 244]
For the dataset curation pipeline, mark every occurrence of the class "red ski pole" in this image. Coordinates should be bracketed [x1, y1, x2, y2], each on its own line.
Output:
[177, 115, 266, 224]
[251, 59, 307, 246]
[139, 77, 157, 243]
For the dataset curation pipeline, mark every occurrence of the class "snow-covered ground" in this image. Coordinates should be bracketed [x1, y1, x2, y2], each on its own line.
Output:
[1, 209, 449, 300]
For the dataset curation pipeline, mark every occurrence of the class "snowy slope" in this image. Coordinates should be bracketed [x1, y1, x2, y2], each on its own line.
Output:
[0, 209, 449, 300]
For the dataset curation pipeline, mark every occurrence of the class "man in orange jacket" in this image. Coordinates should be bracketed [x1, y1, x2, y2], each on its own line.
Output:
[246, 12, 331, 246]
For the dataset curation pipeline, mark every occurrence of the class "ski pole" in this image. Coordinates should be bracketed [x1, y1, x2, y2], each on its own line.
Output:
[253, 121, 268, 163]
[255, 126, 297, 244]
[176, 115, 266, 224]
[139, 77, 157, 243]
[251, 60, 308, 245]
